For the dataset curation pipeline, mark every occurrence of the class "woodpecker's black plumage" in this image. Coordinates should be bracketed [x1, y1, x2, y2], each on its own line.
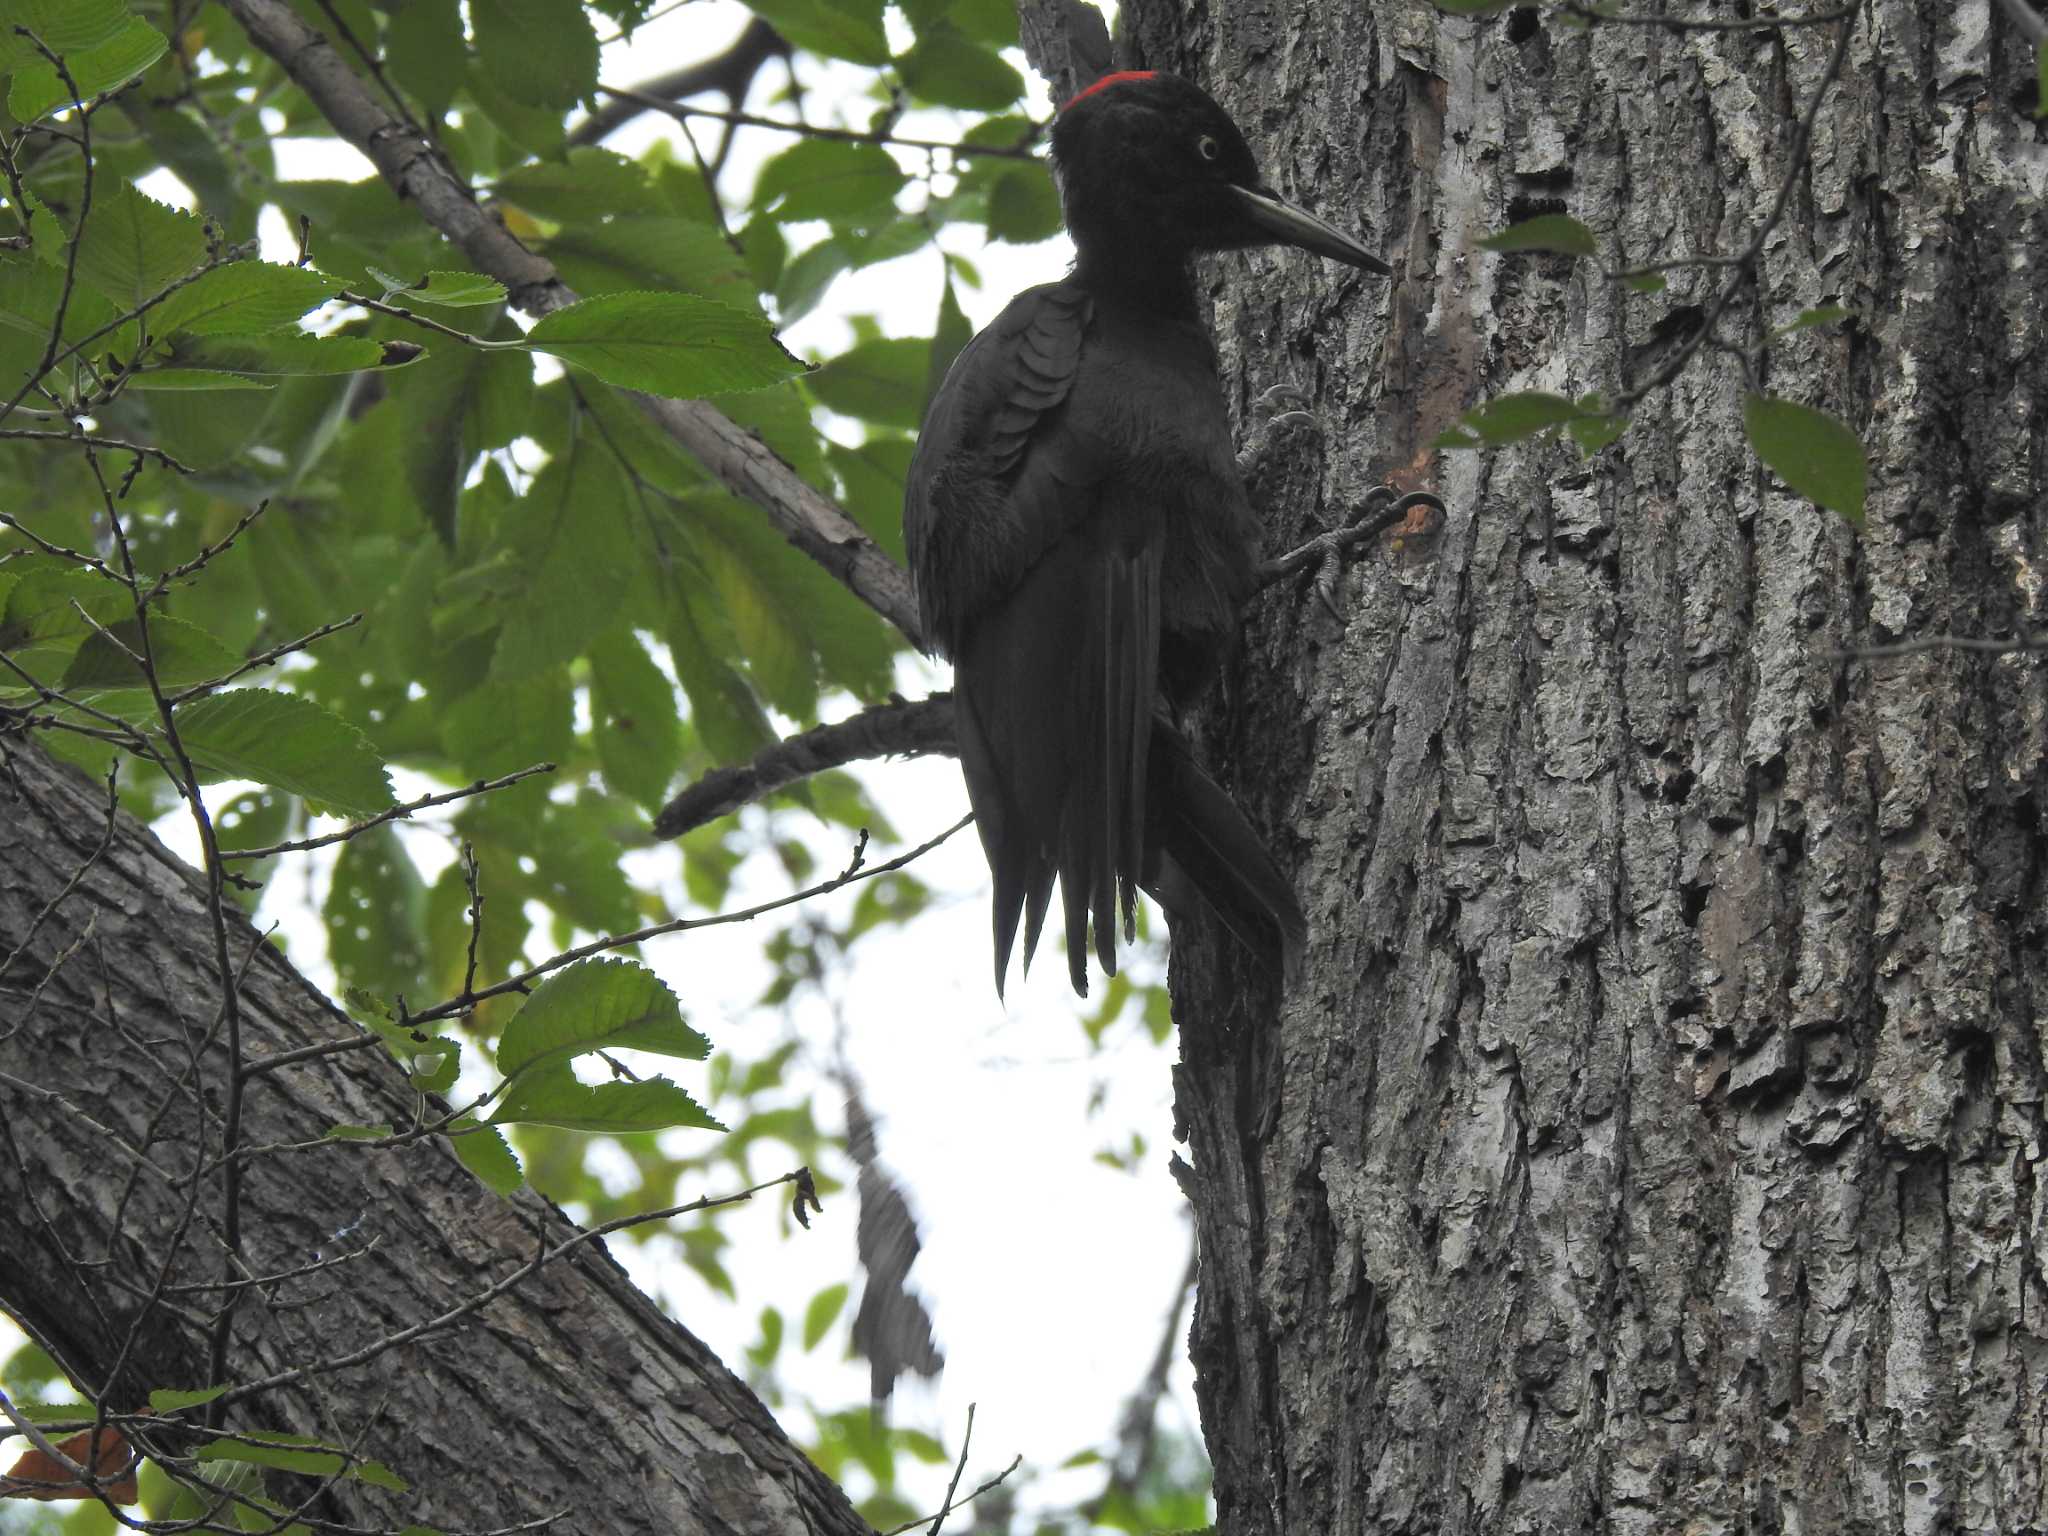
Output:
[905, 72, 1390, 996]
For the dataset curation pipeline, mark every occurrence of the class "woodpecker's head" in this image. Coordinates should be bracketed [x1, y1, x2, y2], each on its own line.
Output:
[1049, 72, 1389, 275]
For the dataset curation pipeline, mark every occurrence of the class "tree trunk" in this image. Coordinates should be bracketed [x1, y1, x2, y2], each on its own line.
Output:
[0, 736, 871, 1536]
[1130, 3, 2048, 1531]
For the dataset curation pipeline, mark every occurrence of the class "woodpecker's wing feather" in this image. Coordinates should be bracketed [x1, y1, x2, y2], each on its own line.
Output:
[904, 282, 1097, 659]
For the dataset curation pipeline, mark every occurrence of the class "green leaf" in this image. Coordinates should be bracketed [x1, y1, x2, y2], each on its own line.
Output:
[168, 688, 396, 817]
[1623, 271, 1668, 293]
[490, 437, 634, 677]
[144, 334, 409, 381]
[58, 615, 242, 694]
[667, 593, 778, 763]
[49, 179, 207, 310]
[1769, 303, 1852, 340]
[1567, 410, 1629, 456]
[488, 1062, 725, 1133]
[589, 627, 682, 811]
[0, 0, 129, 68]
[752, 139, 906, 221]
[896, 24, 1025, 110]
[150, 262, 340, 336]
[1432, 0, 1518, 12]
[194, 1436, 408, 1492]
[1479, 213, 1597, 258]
[1433, 390, 1585, 449]
[8, 16, 167, 121]
[324, 825, 431, 1002]
[2039, 38, 2047, 117]
[148, 1385, 229, 1413]
[802, 1282, 849, 1349]
[1743, 393, 1867, 526]
[386, 0, 467, 119]
[925, 270, 972, 421]
[808, 336, 927, 430]
[497, 958, 711, 1080]
[734, 0, 888, 64]
[450, 1118, 523, 1194]
[470, 0, 598, 109]
[524, 292, 803, 398]
[369, 268, 508, 309]
[326, 1121, 394, 1141]
[984, 164, 1060, 244]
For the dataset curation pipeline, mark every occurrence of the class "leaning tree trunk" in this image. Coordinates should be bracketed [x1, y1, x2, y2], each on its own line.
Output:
[0, 736, 871, 1536]
[1127, 3, 2048, 1531]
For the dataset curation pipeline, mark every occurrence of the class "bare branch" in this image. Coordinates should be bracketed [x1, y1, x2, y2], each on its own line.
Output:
[652, 694, 958, 839]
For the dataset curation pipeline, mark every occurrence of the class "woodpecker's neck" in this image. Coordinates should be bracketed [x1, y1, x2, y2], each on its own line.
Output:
[1069, 241, 1201, 319]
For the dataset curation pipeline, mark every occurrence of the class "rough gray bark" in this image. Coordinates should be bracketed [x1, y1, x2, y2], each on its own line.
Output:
[0, 736, 872, 1536]
[1111, 3, 2048, 1531]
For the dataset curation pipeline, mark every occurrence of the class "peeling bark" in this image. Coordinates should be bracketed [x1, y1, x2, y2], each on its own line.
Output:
[1129, 3, 2048, 1531]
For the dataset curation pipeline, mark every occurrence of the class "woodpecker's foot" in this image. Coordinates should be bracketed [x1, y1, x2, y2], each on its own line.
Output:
[1259, 485, 1448, 619]
[1236, 383, 1320, 482]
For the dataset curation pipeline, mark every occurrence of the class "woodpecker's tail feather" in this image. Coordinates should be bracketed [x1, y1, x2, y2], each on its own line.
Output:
[954, 524, 1162, 997]
[1142, 721, 1307, 984]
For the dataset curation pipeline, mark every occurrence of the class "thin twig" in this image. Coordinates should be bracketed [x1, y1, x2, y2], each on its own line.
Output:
[595, 87, 1045, 161]
[220, 764, 558, 860]
[1826, 630, 2048, 661]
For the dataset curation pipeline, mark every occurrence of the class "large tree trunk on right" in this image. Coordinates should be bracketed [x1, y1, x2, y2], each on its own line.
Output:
[1116, 2, 2048, 1531]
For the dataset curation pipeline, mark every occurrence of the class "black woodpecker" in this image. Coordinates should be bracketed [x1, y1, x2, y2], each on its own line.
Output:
[904, 71, 1391, 997]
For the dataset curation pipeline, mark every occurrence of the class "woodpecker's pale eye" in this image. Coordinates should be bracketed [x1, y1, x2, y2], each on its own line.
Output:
[1197, 134, 1221, 162]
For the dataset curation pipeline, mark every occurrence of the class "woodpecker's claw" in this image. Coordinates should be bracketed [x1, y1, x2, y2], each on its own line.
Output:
[1237, 384, 1322, 481]
[1259, 486, 1448, 619]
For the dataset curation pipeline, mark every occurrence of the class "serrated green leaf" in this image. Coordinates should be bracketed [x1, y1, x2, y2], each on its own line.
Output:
[372, 269, 508, 309]
[1743, 393, 1867, 526]
[8, 16, 167, 121]
[0, 0, 129, 68]
[167, 688, 396, 817]
[150, 262, 339, 336]
[450, 1118, 523, 1194]
[498, 958, 711, 1080]
[47, 180, 207, 310]
[488, 1062, 725, 1133]
[735, 0, 888, 64]
[470, 0, 597, 109]
[896, 24, 1024, 109]
[148, 1385, 229, 1413]
[145, 333, 404, 380]
[667, 592, 778, 763]
[57, 614, 242, 694]
[752, 138, 906, 221]
[524, 292, 802, 397]
[802, 1282, 849, 1349]
[1479, 213, 1596, 258]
